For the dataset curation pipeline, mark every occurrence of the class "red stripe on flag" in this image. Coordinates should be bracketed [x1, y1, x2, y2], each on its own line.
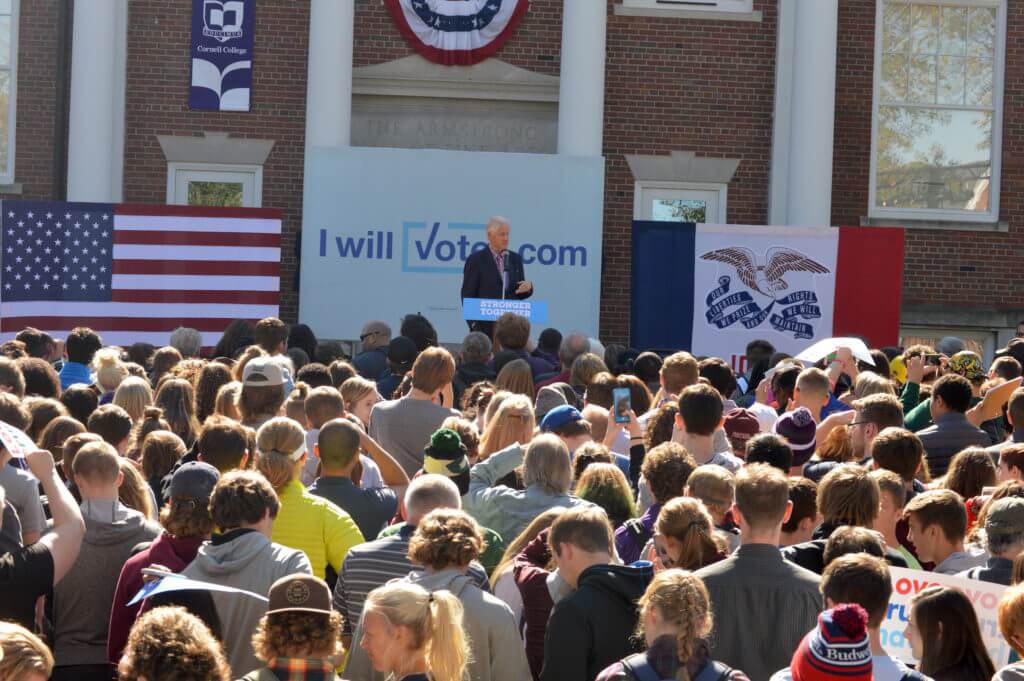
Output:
[0, 317, 238, 333]
[116, 204, 282, 220]
[112, 260, 281, 276]
[114, 231, 281, 247]
[832, 226, 905, 347]
[111, 290, 279, 305]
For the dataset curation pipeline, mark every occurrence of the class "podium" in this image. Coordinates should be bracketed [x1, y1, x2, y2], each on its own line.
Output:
[462, 298, 549, 324]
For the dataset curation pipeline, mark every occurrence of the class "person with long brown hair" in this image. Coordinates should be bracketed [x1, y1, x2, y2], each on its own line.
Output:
[153, 377, 200, 448]
[495, 358, 535, 398]
[905, 585, 995, 681]
[642, 497, 725, 572]
[194, 361, 233, 425]
[596, 569, 749, 681]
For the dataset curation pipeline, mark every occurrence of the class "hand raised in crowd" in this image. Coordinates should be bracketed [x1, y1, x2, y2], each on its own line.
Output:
[906, 354, 925, 384]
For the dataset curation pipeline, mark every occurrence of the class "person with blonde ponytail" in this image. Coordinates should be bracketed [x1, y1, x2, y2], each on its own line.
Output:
[596, 569, 751, 681]
[357, 581, 470, 681]
[346, 508, 529, 681]
[255, 416, 364, 579]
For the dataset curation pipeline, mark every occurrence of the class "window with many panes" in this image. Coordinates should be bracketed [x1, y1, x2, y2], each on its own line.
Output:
[871, 0, 1005, 222]
[0, 1, 17, 185]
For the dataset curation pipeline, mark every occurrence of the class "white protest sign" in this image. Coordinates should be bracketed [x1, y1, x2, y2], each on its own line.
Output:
[0, 421, 34, 459]
[795, 337, 874, 367]
[127, 572, 269, 607]
[880, 567, 1011, 667]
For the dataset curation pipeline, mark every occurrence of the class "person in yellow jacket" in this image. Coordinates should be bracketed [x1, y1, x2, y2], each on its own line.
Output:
[255, 416, 364, 579]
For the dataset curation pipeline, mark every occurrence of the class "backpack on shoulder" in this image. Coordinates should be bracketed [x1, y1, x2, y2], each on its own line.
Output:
[622, 653, 732, 681]
[624, 518, 653, 550]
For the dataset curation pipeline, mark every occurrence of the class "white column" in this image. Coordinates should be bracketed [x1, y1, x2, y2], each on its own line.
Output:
[557, 0, 607, 156]
[67, 0, 126, 202]
[769, 0, 839, 226]
[306, 0, 354, 148]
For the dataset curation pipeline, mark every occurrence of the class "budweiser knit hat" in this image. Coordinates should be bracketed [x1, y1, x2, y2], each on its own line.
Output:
[790, 604, 872, 681]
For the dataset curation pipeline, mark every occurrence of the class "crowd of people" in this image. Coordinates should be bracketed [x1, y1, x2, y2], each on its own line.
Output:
[2, 314, 1024, 681]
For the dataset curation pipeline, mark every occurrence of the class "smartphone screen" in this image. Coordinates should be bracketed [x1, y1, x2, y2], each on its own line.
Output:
[612, 387, 632, 423]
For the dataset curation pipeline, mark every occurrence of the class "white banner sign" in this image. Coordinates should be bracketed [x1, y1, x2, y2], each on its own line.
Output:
[881, 567, 1011, 667]
[300, 147, 605, 343]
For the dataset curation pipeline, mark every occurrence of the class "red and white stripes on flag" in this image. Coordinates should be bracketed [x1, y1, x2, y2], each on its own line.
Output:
[0, 202, 282, 349]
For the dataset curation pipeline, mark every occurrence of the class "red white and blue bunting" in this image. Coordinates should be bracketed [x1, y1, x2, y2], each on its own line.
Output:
[384, 0, 529, 66]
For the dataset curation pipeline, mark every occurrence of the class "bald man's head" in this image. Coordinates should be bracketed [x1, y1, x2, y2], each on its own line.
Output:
[317, 418, 362, 471]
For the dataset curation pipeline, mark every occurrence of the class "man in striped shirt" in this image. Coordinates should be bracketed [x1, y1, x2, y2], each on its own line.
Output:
[332, 474, 488, 647]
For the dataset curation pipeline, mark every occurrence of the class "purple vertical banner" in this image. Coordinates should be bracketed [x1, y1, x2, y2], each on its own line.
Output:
[189, 0, 255, 111]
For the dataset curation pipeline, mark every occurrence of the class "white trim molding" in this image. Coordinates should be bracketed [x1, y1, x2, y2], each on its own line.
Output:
[157, 131, 275, 166]
[0, 0, 19, 186]
[167, 162, 264, 208]
[625, 150, 740, 185]
[615, 0, 761, 21]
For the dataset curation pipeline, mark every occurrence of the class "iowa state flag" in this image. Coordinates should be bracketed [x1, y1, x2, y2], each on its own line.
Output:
[630, 223, 905, 369]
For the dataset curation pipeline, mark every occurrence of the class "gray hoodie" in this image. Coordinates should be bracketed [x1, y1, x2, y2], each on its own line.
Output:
[344, 568, 531, 681]
[182, 530, 312, 677]
[52, 503, 161, 667]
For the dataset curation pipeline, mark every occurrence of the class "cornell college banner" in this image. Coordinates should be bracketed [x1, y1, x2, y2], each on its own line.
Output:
[631, 222, 905, 368]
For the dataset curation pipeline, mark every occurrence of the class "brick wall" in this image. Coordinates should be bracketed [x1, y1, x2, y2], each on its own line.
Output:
[832, 0, 1024, 314]
[601, 0, 779, 342]
[0, 0, 66, 202]
[123, 0, 310, 322]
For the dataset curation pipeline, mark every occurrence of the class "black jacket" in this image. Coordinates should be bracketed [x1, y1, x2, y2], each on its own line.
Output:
[782, 522, 910, 575]
[461, 247, 532, 302]
[540, 563, 654, 681]
[453, 362, 497, 407]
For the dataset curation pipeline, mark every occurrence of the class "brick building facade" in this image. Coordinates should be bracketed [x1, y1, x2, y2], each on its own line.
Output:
[1, 0, 1020, 354]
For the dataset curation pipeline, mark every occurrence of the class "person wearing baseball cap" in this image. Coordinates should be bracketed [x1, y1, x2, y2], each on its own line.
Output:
[958, 497, 1024, 586]
[246, 574, 344, 680]
[724, 408, 760, 459]
[239, 356, 288, 431]
[107, 462, 221, 662]
[376, 336, 419, 401]
[904, 350, 989, 434]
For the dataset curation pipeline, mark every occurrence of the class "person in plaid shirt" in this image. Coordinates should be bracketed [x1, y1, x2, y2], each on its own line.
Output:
[243, 573, 344, 681]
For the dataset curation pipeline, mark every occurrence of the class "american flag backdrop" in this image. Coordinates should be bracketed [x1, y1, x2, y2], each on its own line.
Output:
[0, 201, 282, 348]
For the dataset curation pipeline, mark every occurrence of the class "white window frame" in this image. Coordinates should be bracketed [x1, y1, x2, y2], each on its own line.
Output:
[166, 162, 263, 208]
[621, 0, 753, 13]
[633, 180, 728, 224]
[868, 0, 1007, 224]
[0, 0, 19, 186]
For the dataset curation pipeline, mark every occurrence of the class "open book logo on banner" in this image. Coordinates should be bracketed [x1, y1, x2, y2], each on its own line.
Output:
[700, 247, 830, 340]
[203, 0, 244, 42]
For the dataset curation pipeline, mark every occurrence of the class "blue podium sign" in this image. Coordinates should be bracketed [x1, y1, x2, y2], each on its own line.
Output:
[463, 298, 548, 324]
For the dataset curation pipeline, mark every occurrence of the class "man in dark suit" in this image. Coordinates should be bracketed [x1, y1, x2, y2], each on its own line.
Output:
[461, 216, 533, 335]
